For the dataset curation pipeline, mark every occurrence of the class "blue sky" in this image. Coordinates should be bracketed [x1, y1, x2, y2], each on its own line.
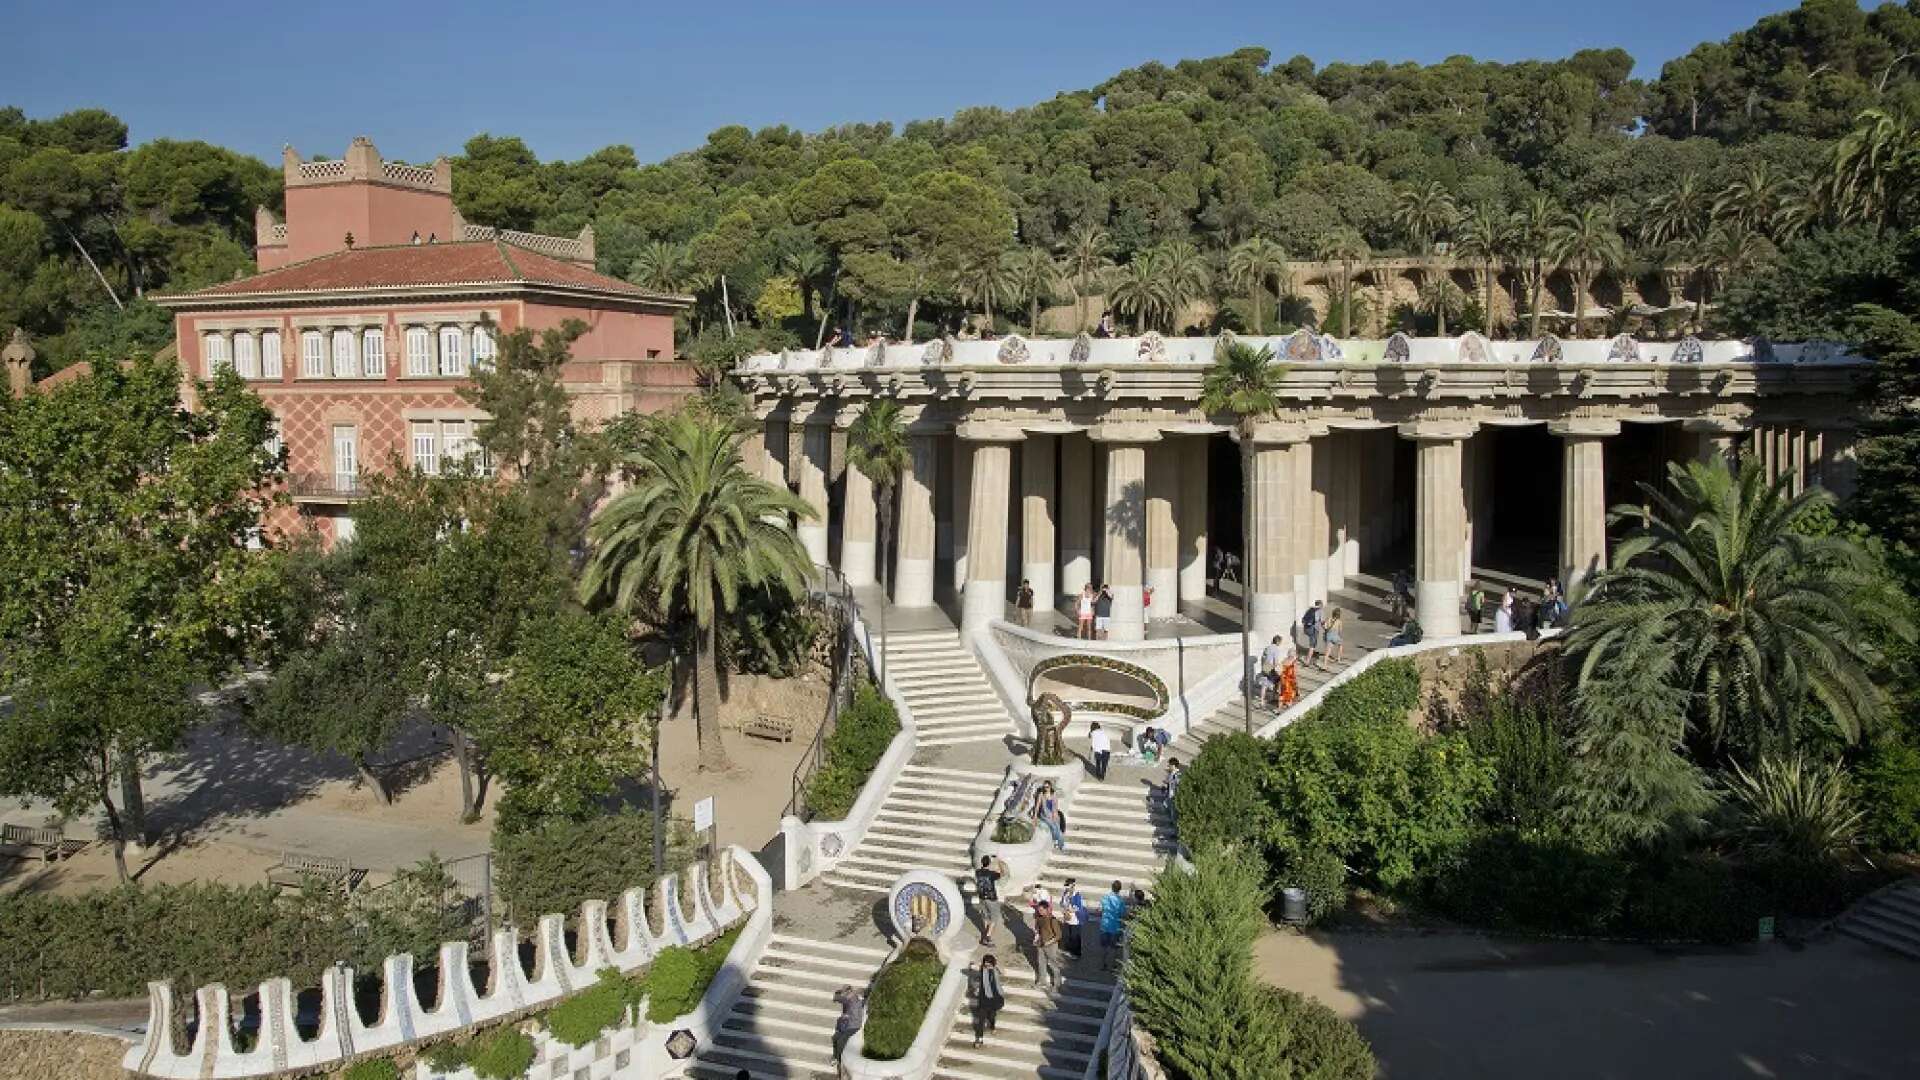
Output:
[4, 0, 1802, 166]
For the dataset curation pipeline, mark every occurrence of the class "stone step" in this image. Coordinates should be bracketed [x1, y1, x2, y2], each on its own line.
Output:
[1841, 919, 1920, 961]
[768, 933, 892, 959]
[900, 765, 1006, 783]
[936, 1044, 1090, 1078]
[922, 732, 1016, 747]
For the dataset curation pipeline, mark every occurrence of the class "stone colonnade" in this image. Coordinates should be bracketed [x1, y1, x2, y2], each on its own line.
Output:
[759, 413, 1858, 642]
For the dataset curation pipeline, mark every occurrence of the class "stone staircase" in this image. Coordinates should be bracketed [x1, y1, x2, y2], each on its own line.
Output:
[688, 933, 890, 1079]
[934, 967, 1116, 1080]
[883, 629, 1016, 747]
[1835, 879, 1920, 960]
[1171, 633, 1362, 759]
[1044, 779, 1178, 898]
[820, 764, 1001, 894]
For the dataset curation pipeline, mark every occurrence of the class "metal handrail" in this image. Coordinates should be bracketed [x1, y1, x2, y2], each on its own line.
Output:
[786, 566, 863, 820]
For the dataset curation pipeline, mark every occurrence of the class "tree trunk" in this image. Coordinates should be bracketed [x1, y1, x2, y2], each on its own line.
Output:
[904, 296, 919, 343]
[119, 753, 148, 850]
[1482, 265, 1496, 337]
[97, 767, 131, 884]
[68, 228, 124, 311]
[1574, 268, 1590, 333]
[1528, 263, 1545, 338]
[1240, 434, 1256, 735]
[695, 622, 729, 771]
[1434, 267, 1448, 338]
[452, 726, 479, 821]
[877, 494, 893, 686]
[1250, 285, 1263, 334]
[354, 755, 393, 806]
[1340, 269, 1353, 338]
[815, 270, 839, 349]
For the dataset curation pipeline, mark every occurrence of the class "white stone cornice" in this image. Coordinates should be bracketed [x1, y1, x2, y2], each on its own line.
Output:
[1086, 422, 1166, 444]
[1397, 420, 1480, 441]
[1547, 418, 1623, 437]
[954, 421, 1027, 442]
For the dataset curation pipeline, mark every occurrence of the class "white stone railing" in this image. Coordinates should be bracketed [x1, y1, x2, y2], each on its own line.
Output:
[1088, 985, 1166, 1080]
[841, 942, 975, 1080]
[778, 599, 920, 889]
[124, 846, 771, 1079]
[981, 621, 1243, 737]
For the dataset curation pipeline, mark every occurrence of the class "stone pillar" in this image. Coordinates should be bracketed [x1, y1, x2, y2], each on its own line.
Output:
[1684, 417, 1742, 466]
[1326, 433, 1349, 593]
[894, 435, 938, 608]
[841, 453, 878, 587]
[1404, 423, 1474, 638]
[1177, 436, 1209, 606]
[951, 435, 973, 594]
[1306, 438, 1331, 607]
[1021, 434, 1057, 618]
[1459, 435, 1476, 585]
[1290, 439, 1314, 611]
[1789, 427, 1807, 495]
[796, 422, 832, 567]
[1099, 439, 1150, 642]
[961, 431, 1019, 634]
[1246, 424, 1309, 640]
[1815, 426, 1858, 501]
[1553, 419, 1617, 596]
[1146, 444, 1180, 620]
[1059, 434, 1094, 601]
[763, 417, 790, 489]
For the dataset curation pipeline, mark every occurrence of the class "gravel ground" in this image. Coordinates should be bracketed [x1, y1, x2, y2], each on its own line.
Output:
[0, 1029, 132, 1080]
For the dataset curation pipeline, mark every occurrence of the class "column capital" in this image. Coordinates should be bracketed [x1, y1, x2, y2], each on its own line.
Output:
[955, 421, 1027, 442]
[1086, 422, 1164, 444]
[1547, 418, 1622, 438]
[1681, 416, 1748, 436]
[1229, 420, 1321, 446]
[1397, 420, 1478, 442]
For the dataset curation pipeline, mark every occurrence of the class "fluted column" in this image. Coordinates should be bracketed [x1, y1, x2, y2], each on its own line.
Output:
[796, 422, 832, 567]
[1021, 434, 1057, 617]
[1290, 438, 1314, 611]
[961, 430, 1019, 634]
[1553, 419, 1617, 596]
[1684, 417, 1743, 466]
[1404, 422, 1474, 638]
[1059, 434, 1094, 601]
[1246, 423, 1309, 640]
[1097, 433, 1152, 641]
[841, 453, 878, 587]
[894, 435, 938, 608]
[1146, 444, 1179, 620]
[1177, 436, 1209, 606]
[951, 435, 973, 594]
[1306, 437, 1331, 607]
[1326, 433, 1349, 593]
[1814, 425, 1858, 501]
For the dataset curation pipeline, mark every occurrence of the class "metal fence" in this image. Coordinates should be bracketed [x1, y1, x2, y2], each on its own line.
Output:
[785, 566, 864, 820]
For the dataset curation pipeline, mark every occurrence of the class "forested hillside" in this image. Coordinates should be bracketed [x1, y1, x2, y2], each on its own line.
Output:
[4, 0, 1919, 371]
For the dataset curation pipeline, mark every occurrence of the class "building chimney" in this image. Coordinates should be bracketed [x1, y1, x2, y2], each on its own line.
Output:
[344, 136, 381, 181]
[4, 327, 35, 397]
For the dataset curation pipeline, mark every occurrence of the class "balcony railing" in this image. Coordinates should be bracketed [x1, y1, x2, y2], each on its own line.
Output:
[286, 471, 368, 502]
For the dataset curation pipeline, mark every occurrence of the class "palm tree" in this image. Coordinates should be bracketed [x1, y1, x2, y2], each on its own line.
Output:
[955, 248, 1018, 330]
[1566, 457, 1913, 762]
[1645, 173, 1711, 250]
[1063, 224, 1114, 331]
[1109, 252, 1173, 333]
[1415, 277, 1467, 336]
[1714, 162, 1789, 239]
[846, 400, 909, 684]
[1453, 202, 1511, 336]
[1200, 340, 1289, 734]
[1007, 247, 1067, 335]
[1224, 237, 1288, 334]
[1549, 205, 1626, 334]
[1830, 107, 1920, 231]
[782, 247, 829, 325]
[629, 240, 696, 294]
[1513, 194, 1561, 338]
[1394, 180, 1458, 334]
[1698, 221, 1772, 326]
[1150, 240, 1211, 333]
[580, 412, 815, 771]
[897, 254, 934, 343]
[1315, 229, 1369, 338]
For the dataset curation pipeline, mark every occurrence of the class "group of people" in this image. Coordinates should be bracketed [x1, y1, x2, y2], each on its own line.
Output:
[1465, 580, 1569, 636]
[1252, 599, 1348, 711]
[1073, 582, 1115, 639]
[966, 865, 1139, 1044]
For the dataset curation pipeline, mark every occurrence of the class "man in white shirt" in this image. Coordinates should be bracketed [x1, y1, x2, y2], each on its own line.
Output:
[1089, 722, 1112, 781]
[1259, 635, 1285, 708]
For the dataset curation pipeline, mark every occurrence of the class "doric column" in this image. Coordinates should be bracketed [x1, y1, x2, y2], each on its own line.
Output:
[1459, 436, 1476, 585]
[1059, 434, 1094, 601]
[1814, 425, 1858, 501]
[960, 426, 1021, 634]
[1402, 422, 1475, 638]
[1306, 437, 1331, 607]
[951, 434, 973, 594]
[893, 434, 938, 608]
[1683, 417, 1743, 466]
[1290, 438, 1314, 611]
[1552, 419, 1617, 596]
[1245, 422, 1310, 640]
[1177, 436, 1209, 606]
[1325, 433, 1349, 593]
[1021, 433, 1057, 617]
[1146, 444, 1179, 620]
[1789, 427, 1808, 495]
[1093, 426, 1156, 642]
[796, 421, 832, 567]
[841, 449, 878, 587]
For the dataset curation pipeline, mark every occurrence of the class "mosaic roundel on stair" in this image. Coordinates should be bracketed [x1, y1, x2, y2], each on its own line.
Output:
[891, 881, 953, 940]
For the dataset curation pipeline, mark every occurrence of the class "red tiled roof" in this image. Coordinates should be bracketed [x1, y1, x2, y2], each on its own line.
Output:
[186, 240, 684, 302]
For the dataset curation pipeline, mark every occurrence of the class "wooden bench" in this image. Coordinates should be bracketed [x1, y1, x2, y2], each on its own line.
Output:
[266, 852, 365, 894]
[0, 823, 88, 863]
[742, 713, 795, 743]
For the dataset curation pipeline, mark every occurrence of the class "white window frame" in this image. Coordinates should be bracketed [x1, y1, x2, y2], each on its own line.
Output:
[330, 330, 356, 379]
[264, 419, 283, 461]
[471, 326, 496, 372]
[405, 327, 433, 376]
[361, 328, 386, 379]
[261, 332, 284, 379]
[301, 331, 327, 378]
[233, 334, 258, 379]
[438, 326, 467, 377]
[411, 420, 440, 476]
[332, 424, 358, 491]
[203, 334, 231, 376]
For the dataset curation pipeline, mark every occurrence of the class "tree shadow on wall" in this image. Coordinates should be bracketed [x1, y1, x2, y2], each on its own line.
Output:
[1102, 478, 1147, 564]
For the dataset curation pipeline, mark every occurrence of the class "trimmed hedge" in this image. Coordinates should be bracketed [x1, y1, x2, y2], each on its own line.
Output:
[494, 810, 694, 927]
[861, 939, 944, 1061]
[340, 1059, 401, 1080]
[468, 1027, 536, 1080]
[545, 968, 641, 1047]
[642, 925, 743, 1022]
[804, 681, 901, 819]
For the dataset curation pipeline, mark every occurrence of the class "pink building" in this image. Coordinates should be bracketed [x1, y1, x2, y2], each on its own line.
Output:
[155, 138, 692, 544]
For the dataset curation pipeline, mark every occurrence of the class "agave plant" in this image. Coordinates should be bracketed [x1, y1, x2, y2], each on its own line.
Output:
[1720, 755, 1864, 866]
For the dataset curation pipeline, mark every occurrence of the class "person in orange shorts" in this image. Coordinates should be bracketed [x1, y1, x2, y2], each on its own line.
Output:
[1279, 647, 1300, 708]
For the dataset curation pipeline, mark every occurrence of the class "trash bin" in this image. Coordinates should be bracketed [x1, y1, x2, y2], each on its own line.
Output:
[1282, 886, 1308, 925]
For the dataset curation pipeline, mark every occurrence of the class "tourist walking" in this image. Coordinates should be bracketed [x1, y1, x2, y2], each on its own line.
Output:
[831, 985, 866, 1065]
[1076, 584, 1096, 639]
[1059, 878, 1087, 958]
[1016, 578, 1035, 627]
[1099, 881, 1129, 971]
[1038, 783, 1067, 852]
[1303, 600, 1325, 666]
[1164, 757, 1184, 810]
[1279, 646, 1300, 707]
[970, 954, 1005, 1046]
[1033, 904, 1065, 990]
[1089, 721, 1112, 781]
[1494, 590, 1514, 634]
[1259, 634, 1285, 710]
[1392, 567, 1414, 620]
[1467, 585, 1486, 632]
[974, 855, 1004, 946]
[1094, 583, 1113, 639]
[1323, 607, 1346, 665]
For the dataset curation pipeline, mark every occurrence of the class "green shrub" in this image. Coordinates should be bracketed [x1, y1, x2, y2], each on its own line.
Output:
[341, 1059, 401, 1080]
[1448, 656, 1572, 831]
[1174, 732, 1274, 855]
[991, 818, 1033, 844]
[545, 968, 639, 1047]
[1258, 986, 1375, 1080]
[1275, 846, 1348, 925]
[1427, 829, 1629, 935]
[642, 926, 742, 1022]
[468, 1027, 536, 1080]
[1620, 857, 1770, 944]
[861, 939, 944, 1060]
[421, 1040, 472, 1072]
[804, 682, 901, 819]
[1854, 738, 1920, 852]
[1315, 657, 1421, 726]
[494, 810, 693, 927]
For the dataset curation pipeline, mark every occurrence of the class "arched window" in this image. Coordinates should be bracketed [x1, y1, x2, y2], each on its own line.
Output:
[471, 326, 496, 372]
[330, 330, 356, 378]
[405, 327, 432, 376]
[203, 334, 231, 376]
[300, 331, 326, 378]
[261, 332, 283, 379]
[361, 328, 385, 378]
[233, 333, 258, 379]
[438, 326, 467, 376]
